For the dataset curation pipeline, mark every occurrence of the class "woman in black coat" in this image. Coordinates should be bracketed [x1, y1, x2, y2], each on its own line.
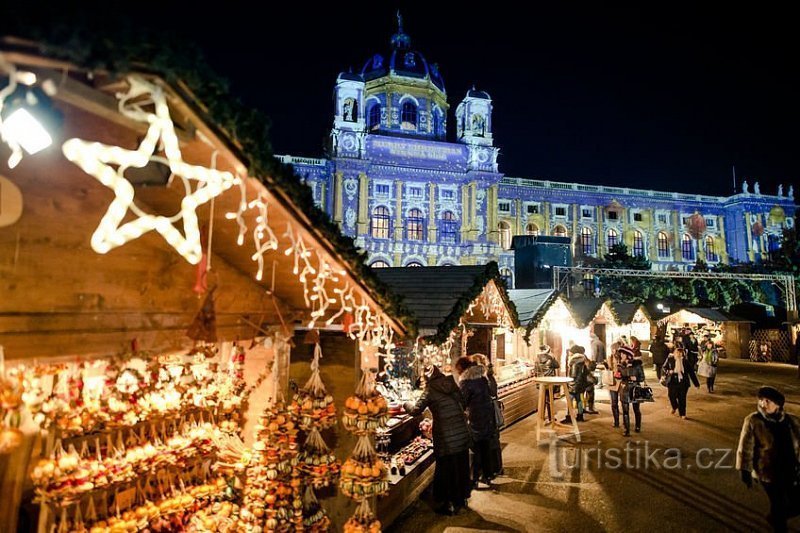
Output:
[473, 353, 503, 478]
[662, 347, 700, 419]
[456, 355, 497, 489]
[404, 364, 472, 514]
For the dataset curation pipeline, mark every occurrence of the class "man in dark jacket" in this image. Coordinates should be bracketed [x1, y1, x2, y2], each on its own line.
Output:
[535, 345, 559, 422]
[405, 365, 472, 515]
[737, 386, 800, 532]
[650, 336, 669, 380]
[456, 355, 497, 490]
[563, 345, 590, 423]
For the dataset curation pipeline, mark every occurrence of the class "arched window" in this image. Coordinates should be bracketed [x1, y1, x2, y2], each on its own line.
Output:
[581, 227, 594, 255]
[633, 230, 645, 257]
[406, 261, 423, 267]
[368, 105, 381, 131]
[370, 260, 390, 268]
[705, 236, 718, 262]
[407, 208, 424, 241]
[553, 225, 567, 238]
[526, 223, 540, 236]
[498, 221, 512, 250]
[401, 101, 417, 130]
[500, 267, 514, 288]
[607, 229, 618, 249]
[682, 234, 695, 261]
[657, 232, 670, 259]
[342, 98, 358, 122]
[371, 206, 390, 239]
[440, 211, 458, 243]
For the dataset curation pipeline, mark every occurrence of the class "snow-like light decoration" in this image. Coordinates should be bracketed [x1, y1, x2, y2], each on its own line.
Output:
[283, 223, 316, 306]
[61, 76, 239, 264]
[306, 252, 340, 329]
[466, 282, 514, 331]
[245, 192, 279, 281]
[224, 178, 249, 246]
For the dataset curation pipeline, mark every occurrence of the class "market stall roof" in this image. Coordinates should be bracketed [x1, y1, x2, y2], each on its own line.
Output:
[660, 307, 754, 325]
[0, 38, 412, 358]
[563, 297, 613, 329]
[730, 303, 787, 329]
[373, 262, 517, 343]
[508, 289, 557, 327]
[610, 302, 652, 325]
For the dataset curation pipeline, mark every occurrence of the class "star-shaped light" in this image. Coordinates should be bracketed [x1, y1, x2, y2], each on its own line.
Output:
[62, 81, 238, 264]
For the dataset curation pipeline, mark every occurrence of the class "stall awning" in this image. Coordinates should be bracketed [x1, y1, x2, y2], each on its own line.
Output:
[660, 307, 754, 325]
[508, 289, 557, 327]
[610, 302, 652, 325]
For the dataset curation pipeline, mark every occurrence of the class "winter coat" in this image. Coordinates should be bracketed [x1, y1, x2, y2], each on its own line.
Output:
[604, 352, 623, 393]
[736, 408, 800, 483]
[650, 341, 670, 367]
[590, 338, 606, 363]
[405, 367, 472, 457]
[699, 349, 719, 378]
[535, 353, 559, 377]
[662, 355, 700, 390]
[459, 365, 498, 442]
[568, 353, 591, 394]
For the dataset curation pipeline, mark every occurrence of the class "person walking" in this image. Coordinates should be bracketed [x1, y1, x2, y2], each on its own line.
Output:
[737, 386, 800, 532]
[616, 345, 645, 436]
[535, 345, 559, 422]
[563, 345, 591, 423]
[662, 347, 700, 419]
[604, 347, 623, 428]
[650, 335, 669, 381]
[455, 355, 497, 491]
[404, 364, 472, 515]
[472, 353, 503, 478]
[590, 332, 606, 365]
[698, 339, 719, 392]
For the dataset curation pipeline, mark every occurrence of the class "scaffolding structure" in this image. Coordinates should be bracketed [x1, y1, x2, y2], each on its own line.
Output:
[552, 266, 797, 313]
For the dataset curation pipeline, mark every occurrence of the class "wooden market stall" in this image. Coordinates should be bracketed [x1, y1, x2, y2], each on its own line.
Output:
[658, 307, 752, 359]
[371, 262, 524, 526]
[0, 40, 407, 533]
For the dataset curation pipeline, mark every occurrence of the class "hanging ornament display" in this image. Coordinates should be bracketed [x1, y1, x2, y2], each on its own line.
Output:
[292, 342, 336, 430]
[343, 499, 382, 533]
[302, 485, 331, 532]
[296, 427, 340, 489]
[338, 435, 388, 499]
[342, 372, 389, 434]
[686, 212, 707, 240]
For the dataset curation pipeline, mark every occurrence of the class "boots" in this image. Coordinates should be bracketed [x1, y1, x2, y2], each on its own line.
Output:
[634, 411, 642, 433]
[611, 403, 620, 428]
[622, 414, 631, 437]
[576, 414, 585, 422]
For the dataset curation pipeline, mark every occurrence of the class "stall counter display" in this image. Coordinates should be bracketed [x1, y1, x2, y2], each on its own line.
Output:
[496, 361, 538, 427]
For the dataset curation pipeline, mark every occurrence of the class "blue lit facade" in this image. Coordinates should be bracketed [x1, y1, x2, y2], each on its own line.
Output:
[280, 22, 797, 287]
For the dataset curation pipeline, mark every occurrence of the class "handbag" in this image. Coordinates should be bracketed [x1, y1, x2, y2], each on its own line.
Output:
[697, 360, 711, 378]
[492, 397, 505, 428]
[601, 369, 615, 386]
[630, 384, 654, 403]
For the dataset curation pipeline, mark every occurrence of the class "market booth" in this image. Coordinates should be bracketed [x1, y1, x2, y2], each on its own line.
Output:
[0, 41, 408, 533]
[658, 307, 752, 359]
[372, 263, 524, 525]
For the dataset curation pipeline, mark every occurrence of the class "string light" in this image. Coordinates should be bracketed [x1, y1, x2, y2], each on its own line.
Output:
[246, 192, 279, 281]
[61, 76, 239, 264]
[224, 179, 249, 246]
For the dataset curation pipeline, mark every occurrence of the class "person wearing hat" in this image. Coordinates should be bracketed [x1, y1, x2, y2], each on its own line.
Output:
[535, 345, 559, 422]
[662, 346, 700, 420]
[737, 386, 800, 532]
[616, 345, 646, 436]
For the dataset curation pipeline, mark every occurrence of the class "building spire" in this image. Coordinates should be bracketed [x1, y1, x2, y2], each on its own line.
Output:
[391, 10, 411, 50]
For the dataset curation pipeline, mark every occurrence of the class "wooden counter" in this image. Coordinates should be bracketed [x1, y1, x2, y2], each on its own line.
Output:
[498, 376, 538, 427]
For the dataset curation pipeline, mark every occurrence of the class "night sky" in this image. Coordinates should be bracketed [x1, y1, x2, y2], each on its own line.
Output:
[6, 2, 799, 197]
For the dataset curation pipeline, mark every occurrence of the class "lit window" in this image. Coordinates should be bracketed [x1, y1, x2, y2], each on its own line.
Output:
[633, 230, 645, 257]
[498, 221, 512, 249]
[526, 223, 539, 236]
[406, 261, 423, 267]
[441, 211, 458, 243]
[682, 234, 695, 261]
[500, 267, 514, 288]
[657, 232, 670, 258]
[499, 202, 511, 213]
[401, 101, 417, 130]
[705, 236, 718, 262]
[407, 208, 425, 241]
[553, 225, 568, 238]
[368, 105, 381, 131]
[370, 260, 390, 268]
[371, 206, 390, 239]
[607, 229, 618, 248]
[581, 227, 594, 255]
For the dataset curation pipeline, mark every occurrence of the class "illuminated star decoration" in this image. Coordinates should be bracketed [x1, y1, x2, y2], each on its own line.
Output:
[62, 76, 239, 264]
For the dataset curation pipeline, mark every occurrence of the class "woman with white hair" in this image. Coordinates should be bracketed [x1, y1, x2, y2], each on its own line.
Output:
[662, 347, 700, 419]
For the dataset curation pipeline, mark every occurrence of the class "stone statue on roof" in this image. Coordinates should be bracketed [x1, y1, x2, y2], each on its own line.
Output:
[742, 180, 749, 194]
[778, 184, 784, 197]
[789, 185, 794, 198]
[754, 181, 761, 195]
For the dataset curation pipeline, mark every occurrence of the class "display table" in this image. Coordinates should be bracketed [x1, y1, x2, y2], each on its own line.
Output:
[497, 375, 538, 427]
[533, 376, 580, 443]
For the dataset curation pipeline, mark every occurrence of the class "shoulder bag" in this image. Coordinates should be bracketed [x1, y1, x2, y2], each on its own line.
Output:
[492, 396, 505, 428]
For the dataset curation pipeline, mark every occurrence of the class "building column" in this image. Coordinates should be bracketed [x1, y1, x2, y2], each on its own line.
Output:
[718, 217, 728, 264]
[394, 180, 403, 241]
[571, 204, 579, 257]
[333, 172, 344, 225]
[744, 212, 754, 262]
[697, 235, 706, 262]
[460, 184, 470, 242]
[470, 182, 478, 242]
[648, 208, 657, 260]
[487, 185, 498, 243]
[543, 202, 551, 235]
[672, 211, 682, 260]
[514, 198, 522, 236]
[427, 183, 437, 242]
[356, 172, 369, 236]
[596, 206, 604, 257]
[319, 182, 327, 214]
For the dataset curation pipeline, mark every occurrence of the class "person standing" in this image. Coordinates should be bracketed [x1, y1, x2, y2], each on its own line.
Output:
[404, 364, 472, 515]
[650, 336, 669, 380]
[662, 347, 700, 419]
[472, 353, 503, 478]
[590, 333, 606, 364]
[737, 386, 800, 532]
[604, 348, 623, 428]
[455, 355, 497, 491]
[685, 331, 700, 369]
[535, 345, 559, 422]
[563, 345, 590, 423]
[616, 346, 645, 436]
[699, 339, 719, 392]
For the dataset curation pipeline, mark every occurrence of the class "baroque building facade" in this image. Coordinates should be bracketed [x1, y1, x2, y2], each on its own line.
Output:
[279, 20, 797, 288]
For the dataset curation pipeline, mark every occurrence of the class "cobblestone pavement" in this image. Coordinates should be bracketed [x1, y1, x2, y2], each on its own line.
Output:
[387, 359, 800, 533]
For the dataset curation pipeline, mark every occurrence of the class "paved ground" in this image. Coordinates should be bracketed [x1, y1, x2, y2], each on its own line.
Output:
[386, 359, 800, 533]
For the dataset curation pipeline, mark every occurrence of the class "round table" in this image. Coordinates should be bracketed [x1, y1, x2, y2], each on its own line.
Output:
[533, 376, 581, 442]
